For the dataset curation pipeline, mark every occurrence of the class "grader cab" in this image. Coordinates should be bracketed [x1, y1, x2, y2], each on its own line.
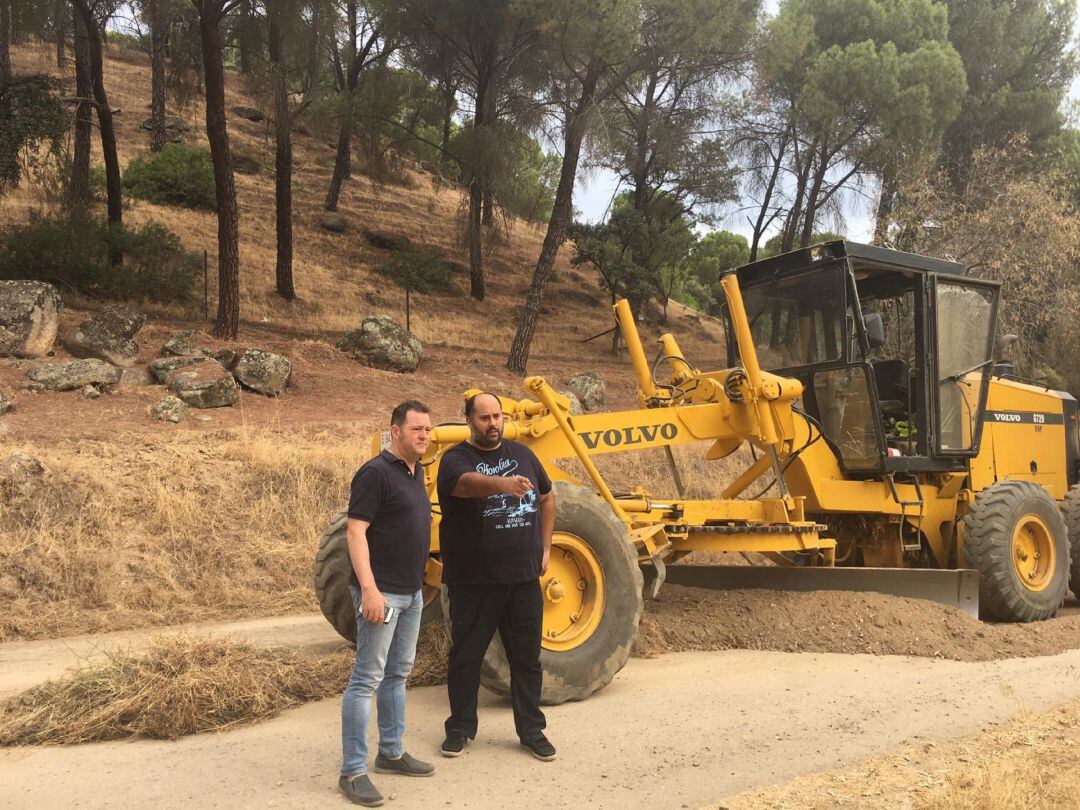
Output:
[315, 241, 1080, 704]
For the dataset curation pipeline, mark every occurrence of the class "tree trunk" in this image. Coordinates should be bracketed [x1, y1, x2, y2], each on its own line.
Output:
[468, 178, 484, 299]
[69, 4, 92, 211]
[237, 0, 253, 74]
[506, 62, 600, 374]
[781, 158, 810, 253]
[269, 0, 293, 300]
[799, 157, 829, 248]
[1, 0, 12, 82]
[149, 0, 167, 151]
[481, 187, 494, 226]
[749, 133, 788, 262]
[72, 0, 123, 265]
[197, 1, 241, 339]
[440, 82, 454, 155]
[873, 169, 897, 245]
[54, 0, 65, 70]
[324, 113, 352, 211]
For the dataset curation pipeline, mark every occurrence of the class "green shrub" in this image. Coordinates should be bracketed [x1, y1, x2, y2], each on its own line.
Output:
[124, 143, 216, 210]
[0, 215, 200, 304]
[375, 247, 454, 294]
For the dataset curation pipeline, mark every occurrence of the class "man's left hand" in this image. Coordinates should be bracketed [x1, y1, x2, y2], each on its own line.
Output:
[541, 547, 550, 576]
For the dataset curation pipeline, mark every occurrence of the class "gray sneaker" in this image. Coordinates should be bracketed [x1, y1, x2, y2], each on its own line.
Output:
[373, 751, 435, 777]
[338, 772, 384, 806]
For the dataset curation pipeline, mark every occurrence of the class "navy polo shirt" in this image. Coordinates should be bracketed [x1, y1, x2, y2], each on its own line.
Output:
[347, 449, 432, 594]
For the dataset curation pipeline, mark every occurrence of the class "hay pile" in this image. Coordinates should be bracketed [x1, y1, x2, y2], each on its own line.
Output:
[0, 635, 353, 745]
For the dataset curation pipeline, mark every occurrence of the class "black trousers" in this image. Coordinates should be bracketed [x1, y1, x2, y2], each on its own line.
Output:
[445, 580, 546, 742]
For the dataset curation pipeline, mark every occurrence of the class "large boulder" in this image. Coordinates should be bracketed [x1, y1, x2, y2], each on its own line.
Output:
[0, 281, 63, 358]
[568, 372, 605, 411]
[149, 354, 207, 383]
[232, 349, 291, 396]
[557, 390, 584, 416]
[63, 307, 146, 367]
[28, 359, 122, 391]
[0, 451, 50, 498]
[160, 330, 201, 357]
[336, 316, 422, 373]
[0, 389, 12, 414]
[168, 361, 239, 408]
[150, 395, 189, 423]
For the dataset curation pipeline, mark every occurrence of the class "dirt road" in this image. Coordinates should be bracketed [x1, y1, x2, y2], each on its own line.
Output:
[4, 647, 1080, 809]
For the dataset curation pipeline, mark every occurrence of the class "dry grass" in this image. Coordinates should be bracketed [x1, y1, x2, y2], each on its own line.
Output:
[0, 426, 365, 641]
[0, 635, 353, 745]
[728, 698, 1080, 810]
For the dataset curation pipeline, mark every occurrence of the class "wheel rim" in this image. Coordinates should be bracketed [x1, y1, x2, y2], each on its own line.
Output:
[1012, 514, 1055, 592]
[541, 531, 605, 652]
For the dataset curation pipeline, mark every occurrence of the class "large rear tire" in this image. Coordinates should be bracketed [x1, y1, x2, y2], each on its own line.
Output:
[314, 508, 441, 645]
[475, 482, 643, 705]
[1060, 484, 1080, 598]
[964, 480, 1068, 621]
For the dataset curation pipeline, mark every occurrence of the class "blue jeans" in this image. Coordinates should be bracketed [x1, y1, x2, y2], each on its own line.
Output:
[341, 587, 424, 776]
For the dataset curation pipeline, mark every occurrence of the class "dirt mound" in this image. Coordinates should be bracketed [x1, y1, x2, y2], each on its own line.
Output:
[632, 585, 1080, 661]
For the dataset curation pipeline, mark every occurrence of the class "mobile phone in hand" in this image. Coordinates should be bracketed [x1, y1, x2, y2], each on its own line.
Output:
[383, 605, 396, 624]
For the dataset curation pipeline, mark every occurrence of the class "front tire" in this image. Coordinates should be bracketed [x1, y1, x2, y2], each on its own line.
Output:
[1059, 484, 1080, 598]
[964, 480, 1068, 621]
[477, 482, 643, 704]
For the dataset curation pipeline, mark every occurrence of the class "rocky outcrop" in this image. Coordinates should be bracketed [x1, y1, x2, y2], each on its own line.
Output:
[0, 281, 63, 358]
[0, 451, 50, 497]
[318, 212, 348, 233]
[119, 367, 154, 387]
[232, 349, 291, 396]
[167, 361, 239, 408]
[160, 330, 201, 357]
[336, 316, 422, 373]
[558, 390, 584, 416]
[63, 307, 146, 367]
[28, 359, 122, 391]
[208, 347, 239, 369]
[149, 355, 207, 383]
[568, 372, 605, 411]
[150, 396, 189, 423]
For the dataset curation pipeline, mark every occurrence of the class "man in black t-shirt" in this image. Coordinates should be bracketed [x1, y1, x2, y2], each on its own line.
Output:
[339, 401, 436, 807]
[436, 392, 557, 762]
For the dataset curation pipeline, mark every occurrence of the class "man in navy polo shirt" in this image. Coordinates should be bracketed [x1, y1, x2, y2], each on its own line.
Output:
[339, 400, 435, 807]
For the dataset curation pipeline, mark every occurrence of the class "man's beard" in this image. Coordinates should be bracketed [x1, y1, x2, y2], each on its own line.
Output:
[471, 426, 502, 449]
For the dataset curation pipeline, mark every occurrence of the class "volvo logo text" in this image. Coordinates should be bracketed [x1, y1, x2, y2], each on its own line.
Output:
[579, 423, 678, 449]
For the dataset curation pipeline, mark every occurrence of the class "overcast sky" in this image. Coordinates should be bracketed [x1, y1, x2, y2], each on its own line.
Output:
[574, 66, 1080, 244]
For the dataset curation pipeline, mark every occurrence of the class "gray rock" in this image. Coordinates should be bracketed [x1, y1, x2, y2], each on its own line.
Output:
[161, 330, 201, 357]
[0, 280, 63, 358]
[0, 389, 12, 414]
[207, 347, 239, 369]
[336, 316, 422, 373]
[318, 211, 348, 233]
[0, 450, 50, 497]
[140, 115, 190, 142]
[29, 358, 122, 391]
[558, 390, 584, 416]
[232, 105, 264, 122]
[568, 372, 605, 411]
[119, 366, 154, 387]
[168, 361, 239, 408]
[149, 354, 207, 383]
[63, 307, 146, 367]
[232, 349, 291, 396]
[81, 384, 101, 400]
[151, 395, 189, 423]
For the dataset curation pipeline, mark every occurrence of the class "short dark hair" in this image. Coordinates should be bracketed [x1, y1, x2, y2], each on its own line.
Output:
[464, 392, 500, 418]
[391, 400, 430, 427]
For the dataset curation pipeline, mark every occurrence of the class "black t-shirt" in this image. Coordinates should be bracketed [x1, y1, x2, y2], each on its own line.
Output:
[347, 450, 432, 594]
[436, 439, 552, 585]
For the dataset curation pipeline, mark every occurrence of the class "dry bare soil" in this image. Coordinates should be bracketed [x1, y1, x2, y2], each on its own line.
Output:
[3, 40, 1080, 808]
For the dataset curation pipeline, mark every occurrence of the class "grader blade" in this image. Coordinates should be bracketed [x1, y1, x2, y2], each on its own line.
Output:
[664, 565, 980, 618]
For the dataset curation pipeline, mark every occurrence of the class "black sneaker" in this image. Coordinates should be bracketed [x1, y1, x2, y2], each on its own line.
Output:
[440, 734, 467, 757]
[338, 773, 384, 806]
[373, 751, 435, 777]
[520, 734, 557, 761]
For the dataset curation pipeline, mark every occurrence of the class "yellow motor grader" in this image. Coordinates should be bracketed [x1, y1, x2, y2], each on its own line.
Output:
[315, 241, 1080, 704]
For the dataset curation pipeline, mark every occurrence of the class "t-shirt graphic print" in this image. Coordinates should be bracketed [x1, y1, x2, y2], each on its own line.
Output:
[436, 439, 552, 585]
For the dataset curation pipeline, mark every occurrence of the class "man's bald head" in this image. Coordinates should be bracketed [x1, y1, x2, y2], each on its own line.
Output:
[464, 392, 504, 449]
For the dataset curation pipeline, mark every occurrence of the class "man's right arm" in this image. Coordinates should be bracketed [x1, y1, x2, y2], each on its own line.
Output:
[452, 472, 534, 498]
[346, 518, 389, 623]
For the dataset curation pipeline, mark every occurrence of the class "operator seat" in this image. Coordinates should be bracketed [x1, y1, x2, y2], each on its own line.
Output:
[872, 359, 909, 420]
